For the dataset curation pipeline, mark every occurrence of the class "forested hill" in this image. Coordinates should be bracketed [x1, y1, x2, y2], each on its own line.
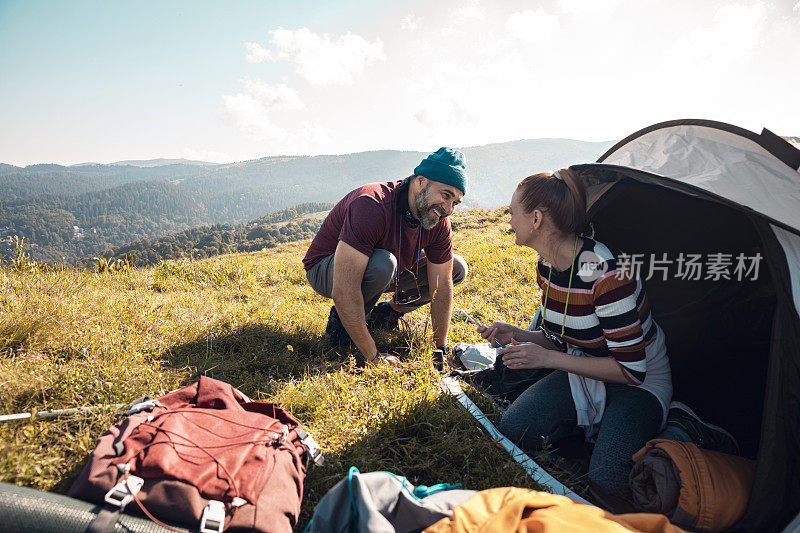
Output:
[0, 138, 614, 263]
[0, 162, 211, 200]
[91, 202, 333, 266]
[1, 181, 216, 264]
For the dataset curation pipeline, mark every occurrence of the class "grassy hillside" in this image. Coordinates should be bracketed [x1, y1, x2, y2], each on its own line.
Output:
[0, 210, 584, 527]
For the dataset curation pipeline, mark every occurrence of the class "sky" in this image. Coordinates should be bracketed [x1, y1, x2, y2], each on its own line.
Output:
[0, 0, 798, 166]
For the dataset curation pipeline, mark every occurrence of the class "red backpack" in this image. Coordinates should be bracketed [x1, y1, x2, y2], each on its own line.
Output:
[69, 376, 323, 533]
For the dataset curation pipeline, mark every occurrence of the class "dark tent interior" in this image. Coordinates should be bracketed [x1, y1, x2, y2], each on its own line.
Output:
[587, 173, 774, 458]
[579, 166, 800, 530]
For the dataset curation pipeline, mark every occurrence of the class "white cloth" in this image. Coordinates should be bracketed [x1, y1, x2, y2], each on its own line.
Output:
[567, 323, 672, 438]
[567, 360, 606, 440]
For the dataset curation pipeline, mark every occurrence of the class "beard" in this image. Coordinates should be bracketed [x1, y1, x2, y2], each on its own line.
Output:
[414, 184, 445, 230]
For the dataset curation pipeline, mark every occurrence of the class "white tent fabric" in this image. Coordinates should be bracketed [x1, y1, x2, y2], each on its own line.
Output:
[602, 125, 800, 231]
[773, 225, 800, 318]
[601, 124, 800, 319]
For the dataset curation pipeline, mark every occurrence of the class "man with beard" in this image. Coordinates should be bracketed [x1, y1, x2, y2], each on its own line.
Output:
[302, 147, 469, 365]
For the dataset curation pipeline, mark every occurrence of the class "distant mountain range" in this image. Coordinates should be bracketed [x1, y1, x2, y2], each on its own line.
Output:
[0, 138, 615, 263]
[70, 158, 220, 168]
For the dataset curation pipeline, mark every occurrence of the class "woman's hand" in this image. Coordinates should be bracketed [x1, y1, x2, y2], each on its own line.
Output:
[499, 340, 554, 370]
[477, 321, 517, 346]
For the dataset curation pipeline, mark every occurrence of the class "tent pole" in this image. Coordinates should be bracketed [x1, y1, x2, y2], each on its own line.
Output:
[0, 404, 127, 423]
[440, 376, 590, 505]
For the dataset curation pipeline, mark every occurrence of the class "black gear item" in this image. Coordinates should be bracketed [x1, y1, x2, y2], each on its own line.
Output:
[365, 301, 403, 331]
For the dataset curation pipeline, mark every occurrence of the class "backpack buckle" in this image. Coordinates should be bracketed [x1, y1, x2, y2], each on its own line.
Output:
[295, 427, 325, 466]
[200, 500, 226, 533]
[104, 475, 144, 509]
[125, 399, 163, 416]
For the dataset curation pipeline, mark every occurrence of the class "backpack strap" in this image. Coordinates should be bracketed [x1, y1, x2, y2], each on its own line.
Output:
[86, 474, 144, 533]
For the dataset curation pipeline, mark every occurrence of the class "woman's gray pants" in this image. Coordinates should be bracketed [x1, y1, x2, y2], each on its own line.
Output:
[498, 370, 664, 500]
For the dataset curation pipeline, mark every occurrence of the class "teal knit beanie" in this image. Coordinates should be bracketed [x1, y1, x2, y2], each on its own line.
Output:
[413, 147, 468, 195]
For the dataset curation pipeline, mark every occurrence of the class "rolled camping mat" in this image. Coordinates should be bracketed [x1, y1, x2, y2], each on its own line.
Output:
[0, 481, 189, 533]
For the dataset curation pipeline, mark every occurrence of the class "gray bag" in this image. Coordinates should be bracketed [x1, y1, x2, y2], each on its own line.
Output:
[307, 468, 477, 533]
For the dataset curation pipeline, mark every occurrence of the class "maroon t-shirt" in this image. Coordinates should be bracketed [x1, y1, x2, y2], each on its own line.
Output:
[302, 180, 453, 271]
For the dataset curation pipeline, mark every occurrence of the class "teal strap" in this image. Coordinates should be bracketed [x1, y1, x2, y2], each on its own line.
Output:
[413, 482, 462, 498]
[375, 470, 462, 500]
[375, 471, 418, 499]
[347, 466, 360, 533]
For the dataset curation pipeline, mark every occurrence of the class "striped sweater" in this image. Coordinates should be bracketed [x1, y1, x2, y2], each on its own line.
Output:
[537, 237, 657, 385]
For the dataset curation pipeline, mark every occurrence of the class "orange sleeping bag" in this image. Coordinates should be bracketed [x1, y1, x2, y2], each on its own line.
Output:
[630, 439, 756, 532]
[424, 487, 686, 532]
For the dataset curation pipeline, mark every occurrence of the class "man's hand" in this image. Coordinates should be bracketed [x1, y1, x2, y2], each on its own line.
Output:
[331, 241, 378, 359]
[368, 352, 400, 366]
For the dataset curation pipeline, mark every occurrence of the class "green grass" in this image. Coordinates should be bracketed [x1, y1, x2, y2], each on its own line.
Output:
[0, 209, 586, 528]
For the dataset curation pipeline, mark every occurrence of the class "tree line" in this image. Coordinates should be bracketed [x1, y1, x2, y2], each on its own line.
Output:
[81, 202, 332, 266]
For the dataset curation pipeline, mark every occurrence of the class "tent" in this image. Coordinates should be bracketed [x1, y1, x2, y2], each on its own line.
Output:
[571, 119, 800, 531]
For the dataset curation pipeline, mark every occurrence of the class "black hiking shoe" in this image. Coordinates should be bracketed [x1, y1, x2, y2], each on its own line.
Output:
[325, 306, 354, 351]
[365, 301, 404, 331]
[663, 401, 739, 455]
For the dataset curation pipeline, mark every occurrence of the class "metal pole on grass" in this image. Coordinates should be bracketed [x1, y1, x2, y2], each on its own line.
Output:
[0, 404, 127, 423]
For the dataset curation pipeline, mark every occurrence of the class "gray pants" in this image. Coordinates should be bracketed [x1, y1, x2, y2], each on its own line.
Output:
[305, 249, 468, 314]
